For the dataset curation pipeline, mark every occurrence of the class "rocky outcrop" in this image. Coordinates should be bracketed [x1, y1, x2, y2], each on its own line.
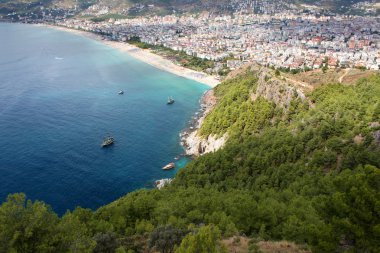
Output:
[181, 90, 224, 156]
[373, 130, 380, 146]
[184, 131, 228, 156]
[369, 122, 380, 129]
[155, 178, 172, 190]
[250, 65, 306, 109]
[369, 122, 380, 146]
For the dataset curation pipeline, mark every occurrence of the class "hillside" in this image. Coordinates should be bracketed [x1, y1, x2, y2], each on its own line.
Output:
[0, 0, 96, 14]
[0, 0, 375, 17]
[0, 68, 379, 252]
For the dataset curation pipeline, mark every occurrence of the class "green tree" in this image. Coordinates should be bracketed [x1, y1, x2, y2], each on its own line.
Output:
[0, 193, 59, 252]
[315, 165, 380, 252]
[54, 212, 96, 253]
[93, 232, 119, 253]
[176, 225, 226, 253]
[149, 225, 187, 253]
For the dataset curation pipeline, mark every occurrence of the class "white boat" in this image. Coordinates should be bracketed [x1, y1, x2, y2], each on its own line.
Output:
[162, 162, 175, 170]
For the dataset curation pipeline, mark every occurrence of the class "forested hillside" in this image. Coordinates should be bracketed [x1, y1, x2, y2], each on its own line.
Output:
[1, 71, 379, 253]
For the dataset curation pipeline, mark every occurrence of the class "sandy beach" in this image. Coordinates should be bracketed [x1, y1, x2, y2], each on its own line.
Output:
[42, 25, 220, 88]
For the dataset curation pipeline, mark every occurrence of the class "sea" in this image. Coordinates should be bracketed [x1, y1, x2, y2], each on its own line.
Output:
[0, 23, 208, 214]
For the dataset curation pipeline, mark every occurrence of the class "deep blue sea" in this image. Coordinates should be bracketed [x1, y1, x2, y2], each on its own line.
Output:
[0, 23, 208, 214]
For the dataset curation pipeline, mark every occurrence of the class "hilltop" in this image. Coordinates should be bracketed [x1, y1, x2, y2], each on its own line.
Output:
[226, 64, 379, 91]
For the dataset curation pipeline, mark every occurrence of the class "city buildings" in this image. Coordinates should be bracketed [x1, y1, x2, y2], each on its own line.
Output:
[56, 11, 380, 72]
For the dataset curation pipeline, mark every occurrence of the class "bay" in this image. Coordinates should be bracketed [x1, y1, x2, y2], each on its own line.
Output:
[0, 23, 208, 214]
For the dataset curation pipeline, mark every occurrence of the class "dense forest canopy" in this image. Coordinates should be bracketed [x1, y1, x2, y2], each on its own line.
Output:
[1, 71, 380, 252]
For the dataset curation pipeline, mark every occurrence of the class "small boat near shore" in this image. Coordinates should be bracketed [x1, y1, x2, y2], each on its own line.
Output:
[162, 162, 175, 170]
[101, 136, 114, 147]
[167, 97, 175, 105]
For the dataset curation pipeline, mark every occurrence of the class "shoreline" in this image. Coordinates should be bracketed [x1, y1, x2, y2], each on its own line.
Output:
[34, 23, 219, 189]
[180, 89, 218, 156]
[40, 24, 220, 88]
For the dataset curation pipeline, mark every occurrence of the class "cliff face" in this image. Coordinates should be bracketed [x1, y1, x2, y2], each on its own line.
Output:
[184, 131, 228, 156]
[181, 89, 221, 156]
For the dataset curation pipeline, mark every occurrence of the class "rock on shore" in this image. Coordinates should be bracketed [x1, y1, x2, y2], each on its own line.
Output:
[181, 89, 227, 156]
[184, 131, 228, 156]
[155, 178, 172, 190]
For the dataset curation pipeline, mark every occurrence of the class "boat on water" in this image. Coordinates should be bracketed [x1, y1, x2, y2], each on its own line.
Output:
[118, 90, 124, 95]
[167, 97, 175, 105]
[101, 136, 114, 147]
[162, 162, 175, 170]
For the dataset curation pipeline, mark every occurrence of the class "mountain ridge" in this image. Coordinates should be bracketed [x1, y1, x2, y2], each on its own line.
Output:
[0, 0, 377, 17]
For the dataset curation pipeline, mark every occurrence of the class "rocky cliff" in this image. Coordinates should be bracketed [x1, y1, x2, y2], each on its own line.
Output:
[184, 131, 228, 156]
[181, 89, 223, 156]
[250, 64, 307, 109]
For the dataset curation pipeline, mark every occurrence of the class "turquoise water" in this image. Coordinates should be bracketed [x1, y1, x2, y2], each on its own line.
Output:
[0, 23, 208, 214]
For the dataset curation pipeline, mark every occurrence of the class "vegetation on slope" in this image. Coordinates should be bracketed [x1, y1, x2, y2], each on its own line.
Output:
[1, 72, 380, 253]
[199, 72, 277, 137]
